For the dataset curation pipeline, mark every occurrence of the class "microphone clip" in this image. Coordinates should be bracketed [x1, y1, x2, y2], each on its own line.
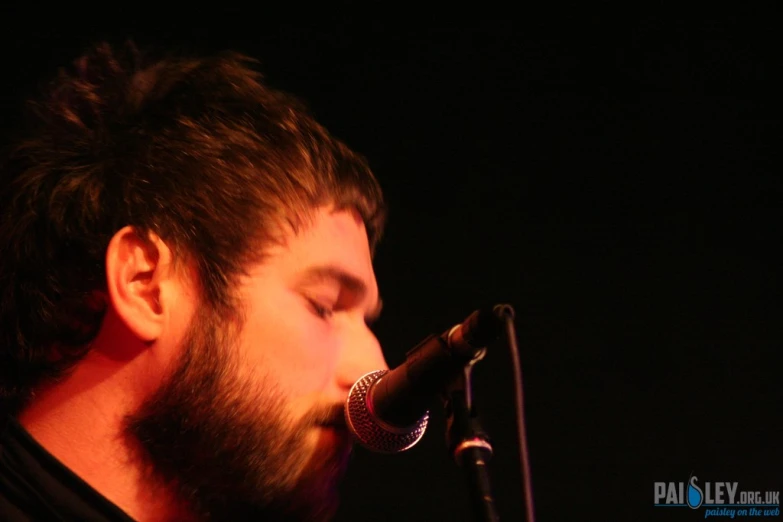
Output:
[443, 352, 492, 464]
[442, 338, 500, 522]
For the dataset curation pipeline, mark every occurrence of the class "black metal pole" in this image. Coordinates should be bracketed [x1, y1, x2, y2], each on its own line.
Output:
[446, 380, 500, 522]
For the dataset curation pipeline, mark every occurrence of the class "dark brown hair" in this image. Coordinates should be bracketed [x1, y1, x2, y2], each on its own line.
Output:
[0, 42, 386, 411]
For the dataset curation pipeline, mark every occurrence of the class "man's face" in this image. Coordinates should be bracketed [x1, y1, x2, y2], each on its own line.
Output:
[124, 206, 387, 521]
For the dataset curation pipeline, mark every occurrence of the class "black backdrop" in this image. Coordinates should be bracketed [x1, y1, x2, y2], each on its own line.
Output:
[1, 9, 779, 522]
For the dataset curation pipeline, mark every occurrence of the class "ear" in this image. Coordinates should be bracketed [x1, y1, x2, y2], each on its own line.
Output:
[105, 226, 176, 343]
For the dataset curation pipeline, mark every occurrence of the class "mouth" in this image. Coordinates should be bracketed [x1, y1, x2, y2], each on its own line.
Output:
[319, 419, 349, 433]
[312, 404, 355, 444]
[314, 424, 355, 458]
[318, 417, 355, 445]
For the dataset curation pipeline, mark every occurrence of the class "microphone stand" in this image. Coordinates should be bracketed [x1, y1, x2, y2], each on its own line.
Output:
[444, 350, 500, 522]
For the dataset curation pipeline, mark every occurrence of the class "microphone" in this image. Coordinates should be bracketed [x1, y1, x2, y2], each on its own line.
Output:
[344, 305, 511, 453]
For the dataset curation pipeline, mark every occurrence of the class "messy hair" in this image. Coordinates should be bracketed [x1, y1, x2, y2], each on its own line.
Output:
[0, 42, 386, 411]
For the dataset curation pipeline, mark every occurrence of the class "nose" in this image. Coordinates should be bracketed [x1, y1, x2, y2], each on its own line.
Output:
[336, 321, 389, 391]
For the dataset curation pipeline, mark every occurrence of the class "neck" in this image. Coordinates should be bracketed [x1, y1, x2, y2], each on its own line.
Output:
[17, 350, 194, 522]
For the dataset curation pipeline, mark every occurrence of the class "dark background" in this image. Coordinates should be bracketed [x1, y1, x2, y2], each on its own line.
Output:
[1, 8, 779, 522]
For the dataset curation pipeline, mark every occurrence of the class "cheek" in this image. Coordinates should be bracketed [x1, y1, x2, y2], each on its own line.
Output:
[240, 294, 342, 397]
[284, 321, 341, 392]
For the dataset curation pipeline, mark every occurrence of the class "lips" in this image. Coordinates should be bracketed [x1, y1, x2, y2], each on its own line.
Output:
[320, 420, 349, 433]
[314, 404, 352, 437]
[318, 419, 354, 445]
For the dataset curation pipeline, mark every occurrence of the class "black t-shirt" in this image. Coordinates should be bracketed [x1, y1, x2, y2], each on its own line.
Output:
[0, 416, 135, 521]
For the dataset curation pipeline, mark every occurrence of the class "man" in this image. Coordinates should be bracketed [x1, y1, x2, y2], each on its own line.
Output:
[0, 41, 389, 521]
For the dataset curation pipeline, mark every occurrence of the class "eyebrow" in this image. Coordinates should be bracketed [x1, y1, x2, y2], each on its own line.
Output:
[299, 265, 384, 323]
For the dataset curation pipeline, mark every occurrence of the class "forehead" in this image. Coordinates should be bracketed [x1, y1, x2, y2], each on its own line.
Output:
[263, 206, 376, 284]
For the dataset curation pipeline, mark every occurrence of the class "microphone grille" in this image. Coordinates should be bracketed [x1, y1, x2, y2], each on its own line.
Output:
[344, 370, 429, 454]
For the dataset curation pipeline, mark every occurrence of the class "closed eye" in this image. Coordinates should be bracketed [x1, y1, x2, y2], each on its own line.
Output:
[298, 265, 381, 324]
[307, 298, 334, 320]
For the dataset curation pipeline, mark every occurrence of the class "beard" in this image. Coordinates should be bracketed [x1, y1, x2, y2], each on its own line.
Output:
[123, 305, 353, 521]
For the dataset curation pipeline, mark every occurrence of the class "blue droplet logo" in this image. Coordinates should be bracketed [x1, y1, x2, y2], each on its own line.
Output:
[688, 475, 703, 509]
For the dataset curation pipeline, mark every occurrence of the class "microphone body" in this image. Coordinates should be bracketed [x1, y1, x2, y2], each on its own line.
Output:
[345, 306, 509, 453]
